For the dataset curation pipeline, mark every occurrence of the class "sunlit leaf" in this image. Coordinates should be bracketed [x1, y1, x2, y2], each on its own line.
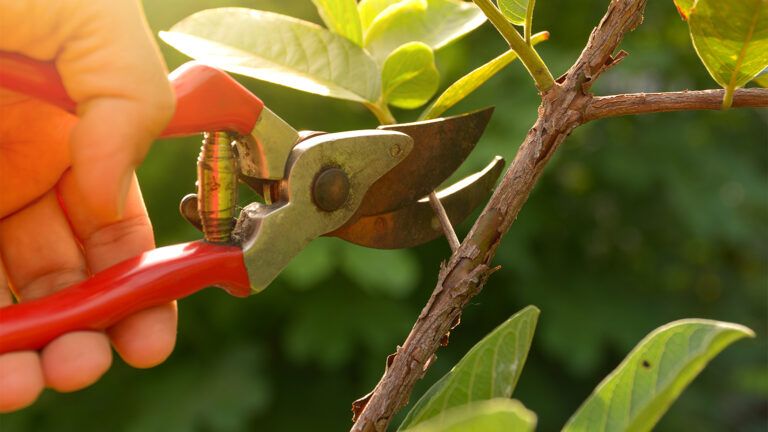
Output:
[673, 0, 696, 20]
[754, 66, 768, 86]
[359, 0, 400, 30]
[420, 31, 549, 120]
[498, 0, 531, 26]
[364, 0, 487, 62]
[311, 0, 363, 45]
[402, 399, 536, 432]
[688, 0, 768, 107]
[398, 306, 539, 430]
[382, 42, 440, 109]
[563, 319, 755, 432]
[160, 8, 381, 103]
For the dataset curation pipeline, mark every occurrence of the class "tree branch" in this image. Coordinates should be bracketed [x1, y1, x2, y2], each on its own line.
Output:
[349, 1, 760, 430]
[584, 88, 768, 121]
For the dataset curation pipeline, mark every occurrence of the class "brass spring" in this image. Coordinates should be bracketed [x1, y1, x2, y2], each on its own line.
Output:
[197, 131, 238, 243]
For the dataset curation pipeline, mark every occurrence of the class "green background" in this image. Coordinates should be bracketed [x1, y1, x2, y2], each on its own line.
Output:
[2, 1, 766, 431]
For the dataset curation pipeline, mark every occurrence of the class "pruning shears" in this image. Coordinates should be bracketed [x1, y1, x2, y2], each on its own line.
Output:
[0, 52, 503, 354]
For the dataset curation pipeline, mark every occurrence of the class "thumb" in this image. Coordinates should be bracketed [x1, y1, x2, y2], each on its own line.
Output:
[56, 0, 173, 222]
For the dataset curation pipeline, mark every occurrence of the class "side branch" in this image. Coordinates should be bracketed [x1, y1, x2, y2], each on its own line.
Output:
[350, 1, 649, 431]
[585, 88, 768, 121]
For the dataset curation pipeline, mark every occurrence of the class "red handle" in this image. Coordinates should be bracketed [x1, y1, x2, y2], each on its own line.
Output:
[0, 52, 264, 137]
[0, 241, 250, 354]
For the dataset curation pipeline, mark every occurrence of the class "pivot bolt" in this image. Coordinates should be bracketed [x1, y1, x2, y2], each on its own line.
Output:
[313, 167, 350, 212]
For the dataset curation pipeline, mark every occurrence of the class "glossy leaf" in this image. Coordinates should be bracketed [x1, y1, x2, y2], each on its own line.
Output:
[160, 8, 381, 103]
[673, 0, 695, 20]
[688, 0, 768, 107]
[563, 319, 755, 432]
[754, 66, 768, 86]
[364, 0, 487, 62]
[498, 0, 531, 26]
[359, 0, 400, 30]
[311, 0, 363, 45]
[402, 399, 536, 432]
[420, 31, 549, 120]
[382, 42, 440, 109]
[398, 306, 539, 430]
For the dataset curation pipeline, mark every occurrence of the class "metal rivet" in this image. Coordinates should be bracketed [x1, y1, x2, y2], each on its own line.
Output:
[389, 143, 402, 158]
[313, 167, 350, 212]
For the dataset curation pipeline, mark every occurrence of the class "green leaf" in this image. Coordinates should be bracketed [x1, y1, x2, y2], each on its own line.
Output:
[673, 0, 696, 20]
[498, 0, 531, 26]
[160, 8, 381, 103]
[402, 399, 537, 432]
[311, 0, 363, 45]
[359, 0, 400, 30]
[382, 42, 440, 109]
[754, 66, 768, 86]
[364, 0, 487, 62]
[420, 31, 549, 120]
[398, 306, 539, 430]
[688, 0, 768, 108]
[563, 319, 755, 432]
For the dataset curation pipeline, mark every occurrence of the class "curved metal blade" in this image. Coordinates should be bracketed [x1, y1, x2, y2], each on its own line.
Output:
[356, 107, 494, 216]
[331, 157, 505, 249]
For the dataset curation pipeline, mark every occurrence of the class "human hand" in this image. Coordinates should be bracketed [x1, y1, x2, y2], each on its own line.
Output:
[0, 0, 176, 411]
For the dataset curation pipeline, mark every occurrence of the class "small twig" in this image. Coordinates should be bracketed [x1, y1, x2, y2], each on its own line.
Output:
[428, 192, 460, 252]
[584, 88, 768, 121]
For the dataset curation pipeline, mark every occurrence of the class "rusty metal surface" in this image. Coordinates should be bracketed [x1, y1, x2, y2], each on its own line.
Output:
[331, 156, 505, 249]
[356, 107, 494, 216]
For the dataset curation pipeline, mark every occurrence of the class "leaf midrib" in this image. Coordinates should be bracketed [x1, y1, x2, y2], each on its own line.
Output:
[163, 31, 374, 102]
[726, 1, 763, 91]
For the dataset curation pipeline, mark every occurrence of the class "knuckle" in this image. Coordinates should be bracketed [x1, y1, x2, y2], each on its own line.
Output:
[22, 268, 88, 301]
[84, 214, 152, 253]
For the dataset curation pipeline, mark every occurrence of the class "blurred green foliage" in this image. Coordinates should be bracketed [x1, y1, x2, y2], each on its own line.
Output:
[2, 1, 766, 431]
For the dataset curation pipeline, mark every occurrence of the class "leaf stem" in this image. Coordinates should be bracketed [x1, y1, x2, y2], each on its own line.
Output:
[722, 85, 735, 110]
[472, 0, 554, 91]
[525, 0, 535, 45]
[365, 101, 397, 125]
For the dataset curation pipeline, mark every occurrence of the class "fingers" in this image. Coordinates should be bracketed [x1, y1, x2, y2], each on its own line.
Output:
[0, 191, 111, 398]
[0, 262, 45, 413]
[0, 0, 174, 223]
[40, 332, 112, 393]
[0, 351, 44, 413]
[0, 94, 75, 218]
[59, 0, 174, 223]
[59, 171, 177, 368]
